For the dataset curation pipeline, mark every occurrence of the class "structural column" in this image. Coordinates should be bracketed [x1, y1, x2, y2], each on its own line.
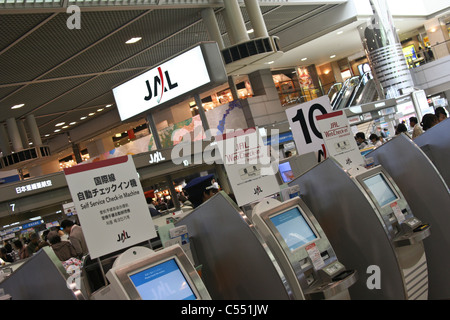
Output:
[26, 114, 43, 147]
[244, 0, 268, 38]
[223, 0, 250, 45]
[201, 8, 225, 50]
[358, 0, 414, 99]
[6, 118, 24, 152]
[0, 123, 11, 156]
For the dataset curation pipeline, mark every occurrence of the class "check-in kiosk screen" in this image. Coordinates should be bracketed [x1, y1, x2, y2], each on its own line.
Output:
[128, 258, 196, 300]
[363, 173, 398, 207]
[279, 162, 295, 183]
[270, 207, 318, 252]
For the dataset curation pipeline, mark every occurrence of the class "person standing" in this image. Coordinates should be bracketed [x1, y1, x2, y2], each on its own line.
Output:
[409, 116, 424, 139]
[47, 231, 78, 262]
[61, 220, 89, 259]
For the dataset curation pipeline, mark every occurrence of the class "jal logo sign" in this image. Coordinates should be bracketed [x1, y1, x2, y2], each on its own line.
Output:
[117, 230, 131, 243]
[113, 45, 211, 121]
[144, 67, 178, 104]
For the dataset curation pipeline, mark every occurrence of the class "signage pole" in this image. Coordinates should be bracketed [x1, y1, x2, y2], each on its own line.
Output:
[146, 113, 162, 150]
[194, 93, 211, 140]
[166, 175, 181, 210]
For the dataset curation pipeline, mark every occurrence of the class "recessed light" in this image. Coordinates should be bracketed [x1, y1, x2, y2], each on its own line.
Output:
[105, 104, 112, 108]
[266, 61, 274, 64]
[11, 103, 25, 109]
[55, 122, 65, 127]
[97, 108, 104, 112]
[69, 122, 76, 125]
[62, 125, 69, 129]
[247, 29, 254, 34]
[29, 142, 33, 145]
[88, 113, 95, 116]
[54, 129, 61, 133]
[125, 37, 142, 44]
[330, 55, 336, 59]
[80, 116, 87, 120]
[301, 57, 307, 61]
[337, 31, 344, 35]
[45, 134, 50, 137]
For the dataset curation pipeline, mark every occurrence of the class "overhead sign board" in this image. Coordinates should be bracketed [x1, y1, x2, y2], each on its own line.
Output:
[64, 155, 157, 259]
[113, 43, 227, 121]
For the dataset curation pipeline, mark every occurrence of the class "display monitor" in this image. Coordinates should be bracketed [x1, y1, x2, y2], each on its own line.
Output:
[128, 258, 197, 300]
[363, 173, 398, 208]
[279, 161, 295, 183]
[270, 206, 319, 252]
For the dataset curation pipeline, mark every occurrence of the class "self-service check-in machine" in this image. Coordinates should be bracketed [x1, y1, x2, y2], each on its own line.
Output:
[92, 244, 211, 300]
[289, 158, 431, 300]
[251, 197, 357, 300]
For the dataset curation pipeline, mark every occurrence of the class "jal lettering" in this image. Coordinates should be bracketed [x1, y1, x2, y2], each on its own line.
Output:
[149, 151, 166, 164]
[144, 67, 178, 103]
[117, 230, 131, 243]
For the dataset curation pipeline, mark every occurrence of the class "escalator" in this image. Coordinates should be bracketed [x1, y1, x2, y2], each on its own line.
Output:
[330, 72, 379, 110]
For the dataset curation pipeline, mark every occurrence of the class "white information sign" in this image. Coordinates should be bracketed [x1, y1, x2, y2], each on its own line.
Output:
[285, 96, 332, 156]
[113, 45, 211, 121]
[216, 129, 280, 207]
[64, 155, 157, 259]
[316, 110, 365, 170]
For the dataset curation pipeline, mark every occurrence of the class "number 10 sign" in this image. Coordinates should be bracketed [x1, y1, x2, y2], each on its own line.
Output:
[285, 96, 332, 156]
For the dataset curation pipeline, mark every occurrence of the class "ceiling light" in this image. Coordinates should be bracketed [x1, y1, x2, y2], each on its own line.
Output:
[97, 108, 104, 112]
[54, 129, 61, 133]
[266, 61, 274, 64]
[430, 27, 437, 33]
[88, 113, 95, 116]
[70, 122, 76, 125]
[125, 37, 142, 44]
[80, 116, 87, 120]
[337, 31, 344, 35]
[301, 57, 307, 61]
[11, 103, 25, 109]
[105, 104, 112, 108]
[247, 29, 254, 34]
[62, 125, 69, 129]
[45, 134, 50, 137]
[330, 55, 336, 59]
[55, 122, 65, 127]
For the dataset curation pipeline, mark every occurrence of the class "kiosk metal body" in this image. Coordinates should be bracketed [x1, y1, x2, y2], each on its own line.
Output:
[290, 158, 430, 299]
[369, 133, 450, 299]
[251, 197, 357, 299]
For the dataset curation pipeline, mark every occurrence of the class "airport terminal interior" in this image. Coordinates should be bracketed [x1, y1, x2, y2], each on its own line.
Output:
[0, 0, 449, 301]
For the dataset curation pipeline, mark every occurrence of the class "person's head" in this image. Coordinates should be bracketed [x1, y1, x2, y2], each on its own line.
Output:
[13, 240, 23, 250]
[421, 113, 439, 131]
[396, 123, 408, 135]
[409, 116, 418, 127]
[369, 133, 379, 144]
[0, 248, 7, 257]
[355, 132, 366, 144]
[285, 151, 292, 158]
[47, 231, 61, 245]
[183, 174, 219, 208]
[60, 220, 74, 234]
[29, 233, 40, 244]
[435, 107, 447, 123]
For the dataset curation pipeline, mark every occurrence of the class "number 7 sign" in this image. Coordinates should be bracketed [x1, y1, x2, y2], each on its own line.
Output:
[285, 96, 332, 156]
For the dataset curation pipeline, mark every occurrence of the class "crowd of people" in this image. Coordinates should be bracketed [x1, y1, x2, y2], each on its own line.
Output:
[0, 219, 89, 266]
[355, 107, 447, 150]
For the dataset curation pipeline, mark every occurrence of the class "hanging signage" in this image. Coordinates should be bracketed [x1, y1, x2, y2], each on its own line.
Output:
[316, 110, 365, 170]
[285, 96, 332, 156]
[216, 128, 280, 207]
[64, 155, 157, 259]
[113, 44, 225, 121]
